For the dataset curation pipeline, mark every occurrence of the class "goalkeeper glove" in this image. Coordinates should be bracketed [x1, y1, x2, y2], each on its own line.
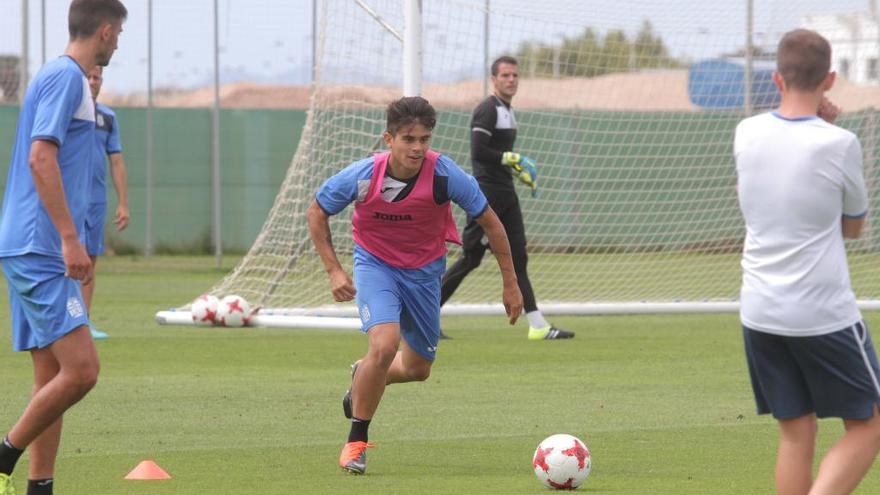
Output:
[501, 152, 538, 197]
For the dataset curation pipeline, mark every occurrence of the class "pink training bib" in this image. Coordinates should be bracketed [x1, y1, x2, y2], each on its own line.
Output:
[352, 150, 462, 269]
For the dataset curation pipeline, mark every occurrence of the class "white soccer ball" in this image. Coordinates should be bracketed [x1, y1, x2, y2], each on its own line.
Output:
[190, 294, 219, 326]
[532, 434, 592, 490]
[216, 295, 251, 327]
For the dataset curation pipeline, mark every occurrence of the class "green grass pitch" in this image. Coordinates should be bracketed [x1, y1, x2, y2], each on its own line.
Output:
[0, 256, 878, 494]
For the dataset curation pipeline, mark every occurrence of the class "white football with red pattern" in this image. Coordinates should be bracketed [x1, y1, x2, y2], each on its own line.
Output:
[533, 434, 591, 489]
[191, 294, 219, 326]
[216, 295, 251, 327]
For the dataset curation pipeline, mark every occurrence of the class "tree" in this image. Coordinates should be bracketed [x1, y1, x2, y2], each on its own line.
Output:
[513, 19, 683, 78]
[634, 20, 680, 69]
[601, 30, 631, 74]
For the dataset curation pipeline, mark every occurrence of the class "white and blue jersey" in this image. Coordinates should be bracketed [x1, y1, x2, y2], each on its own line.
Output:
[736, 112, 868, 335]
[91, 102, 122, 206]
[0, 55, 95, 259]
[83, 103, 122, 256]
[0, 56, 94, 350]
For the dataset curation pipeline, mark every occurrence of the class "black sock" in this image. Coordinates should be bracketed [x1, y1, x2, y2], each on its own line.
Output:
[27, 478, 53, 495]
[347, 417, 371, 443]
[0, 436, 24, 475]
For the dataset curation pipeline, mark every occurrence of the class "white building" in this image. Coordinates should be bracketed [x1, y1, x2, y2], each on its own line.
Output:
[803, 11, 880, 85]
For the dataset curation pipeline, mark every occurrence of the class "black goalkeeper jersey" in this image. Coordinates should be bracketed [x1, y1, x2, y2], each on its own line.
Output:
[470, 94, 517, 191]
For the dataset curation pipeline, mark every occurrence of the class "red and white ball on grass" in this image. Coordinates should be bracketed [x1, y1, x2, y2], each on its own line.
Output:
[216, 295, 251, 327]
[533, 434, 592, 490]
[191, 294, 219, 326]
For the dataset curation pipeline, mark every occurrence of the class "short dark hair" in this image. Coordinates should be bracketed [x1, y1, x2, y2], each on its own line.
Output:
[776, 29, 831, 91]
[386, 96, 437, 135]
[69, 0, 128, 40]
[491, 56, 518, 77]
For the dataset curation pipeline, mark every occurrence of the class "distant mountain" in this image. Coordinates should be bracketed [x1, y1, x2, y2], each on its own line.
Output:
[141, 59, 485, 92]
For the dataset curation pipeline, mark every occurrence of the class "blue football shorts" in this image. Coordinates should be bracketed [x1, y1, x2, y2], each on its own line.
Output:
[2, 253, 90, 351]
[84, 202, 107, 256]
[743, 321, 880, 420]
[353, 247, 444, 362]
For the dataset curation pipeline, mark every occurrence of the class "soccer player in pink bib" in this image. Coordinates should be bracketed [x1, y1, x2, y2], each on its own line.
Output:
[308, 96, 523, 474]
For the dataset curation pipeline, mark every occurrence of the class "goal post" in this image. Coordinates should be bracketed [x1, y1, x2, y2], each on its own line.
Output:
[157, 0, 880, 327]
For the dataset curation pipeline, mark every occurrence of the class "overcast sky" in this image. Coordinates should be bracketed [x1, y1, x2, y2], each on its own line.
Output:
[0, 0, 870, 94]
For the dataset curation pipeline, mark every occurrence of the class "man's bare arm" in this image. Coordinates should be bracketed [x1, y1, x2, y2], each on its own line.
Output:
[474, 207, 523, 324]
[307, 199, 355, 302]
[109, 152, 130, 231]
[842, 217, 865, 239]
[30, 140, 91, 282]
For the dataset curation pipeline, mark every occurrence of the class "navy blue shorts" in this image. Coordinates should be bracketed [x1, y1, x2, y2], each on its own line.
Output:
[743, 322, 880, 420]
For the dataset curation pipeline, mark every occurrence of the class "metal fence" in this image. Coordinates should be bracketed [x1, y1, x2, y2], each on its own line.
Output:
[0, 0, 317, 263]
[2, 0, 879, 262]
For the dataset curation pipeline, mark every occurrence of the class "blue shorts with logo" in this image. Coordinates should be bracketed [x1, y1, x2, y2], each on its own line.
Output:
[2, 254, 90, 351]
[743, 321, 880, 420]
[353, 245, 444, 362]
[84, 202, 107, 256]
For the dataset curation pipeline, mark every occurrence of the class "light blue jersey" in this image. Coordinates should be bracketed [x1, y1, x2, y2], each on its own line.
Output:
[316, 153, 488, 219]
[318, 152, 489, 360]
[92, 102, 122, 206]
[0, 56, 95, 259]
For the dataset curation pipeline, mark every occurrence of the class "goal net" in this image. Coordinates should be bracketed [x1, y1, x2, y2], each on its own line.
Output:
[170, 0, 880, 323]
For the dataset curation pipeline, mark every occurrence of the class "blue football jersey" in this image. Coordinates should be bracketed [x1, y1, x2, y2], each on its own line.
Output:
[316, 153, 487, 218]
[92, 102, 122, 205]
[0, 56, 96, 258]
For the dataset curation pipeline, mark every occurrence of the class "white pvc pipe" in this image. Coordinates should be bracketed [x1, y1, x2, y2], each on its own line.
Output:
[145, 0, 154, 256]
[403, 0, 422, 96]
[20, 0, 28, 102]
[212, 0, 222, 268]
[155, 310, 361, 330]
[157, 301, 880, 330]
[744, 0, 753, 115]
[353, 0, 402, 41]
[483, 0, 489, 97]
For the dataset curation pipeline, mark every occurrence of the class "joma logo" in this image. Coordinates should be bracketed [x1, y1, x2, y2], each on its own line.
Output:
[373, 212, 413, 221]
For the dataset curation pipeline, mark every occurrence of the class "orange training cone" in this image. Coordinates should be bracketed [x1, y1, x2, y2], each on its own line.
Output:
[124, 460, 172, 480]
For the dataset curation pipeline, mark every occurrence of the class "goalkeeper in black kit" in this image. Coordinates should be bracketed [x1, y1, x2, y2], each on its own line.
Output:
[440, 55, 574, 341]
